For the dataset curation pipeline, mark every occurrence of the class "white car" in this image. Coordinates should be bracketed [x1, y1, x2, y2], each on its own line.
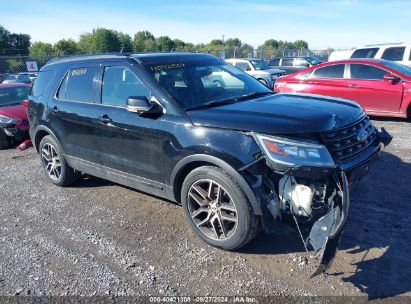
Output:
[225, 58, 286, 88]
[329, 43, 411, 67]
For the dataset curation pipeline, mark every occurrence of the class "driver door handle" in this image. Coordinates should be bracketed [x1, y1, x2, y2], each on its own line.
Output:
[307, 81, 317, 84]
[348, 84, 359, 88]
[98, 115, 112, 124]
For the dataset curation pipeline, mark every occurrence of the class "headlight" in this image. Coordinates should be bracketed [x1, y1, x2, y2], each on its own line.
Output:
[0, 114, 19, 125]
[254, 134, 335, 168]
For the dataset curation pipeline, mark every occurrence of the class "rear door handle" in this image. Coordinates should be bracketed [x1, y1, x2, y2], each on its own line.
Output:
[98, 115, 112, 124]
[348, 84, 359, 88]
[49, 106, 59, 113]
[308, 81, 317, 84]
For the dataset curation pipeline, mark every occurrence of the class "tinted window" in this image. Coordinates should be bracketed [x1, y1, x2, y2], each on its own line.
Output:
[234, 62, 250, 71]
[381, 47, 405, 61]
[351, 48, 379, 59]
[350, 64, 387, 80]
[102, 66, 150, 107]
[58, 67, 100, 103]
[312, 64, 345, 78]
[381, 60, 411, 77]
[0, 86, 30, 106]
[281, 58, 294, 66]
[268, 58, 280, 66]
[31, 70, 55, 97]
[294, 58, 308, 67]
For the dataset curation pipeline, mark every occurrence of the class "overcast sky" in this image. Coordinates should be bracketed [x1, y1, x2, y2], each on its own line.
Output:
[1, 0, 410, 49]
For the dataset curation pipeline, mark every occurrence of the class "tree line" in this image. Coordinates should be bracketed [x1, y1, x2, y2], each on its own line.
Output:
[0, 25, 309, 58]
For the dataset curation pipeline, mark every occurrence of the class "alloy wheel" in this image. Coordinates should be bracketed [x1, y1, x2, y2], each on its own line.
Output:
[41, 143, 61, 181]
[187, 179, 238, 241]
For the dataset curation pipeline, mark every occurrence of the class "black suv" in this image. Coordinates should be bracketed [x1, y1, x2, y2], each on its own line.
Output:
[268, 56, 322, 74]
[28, 53, 391, 276]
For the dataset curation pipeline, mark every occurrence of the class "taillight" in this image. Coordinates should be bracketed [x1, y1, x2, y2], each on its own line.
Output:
[23, 99, 30, 110]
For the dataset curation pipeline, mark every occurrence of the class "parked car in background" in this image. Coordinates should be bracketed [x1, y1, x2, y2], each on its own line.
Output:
[267, 56, 322, 75]
[274, 59, 411, 119]
[0, 73, 9, 83]
[2, 73, 32, 84]
[28, 53, 391, 276]
[225, 58, 286, 87]
[19, 72, 38, 82]
[329, 43, 411, 66]
[0, 83, 31, 149]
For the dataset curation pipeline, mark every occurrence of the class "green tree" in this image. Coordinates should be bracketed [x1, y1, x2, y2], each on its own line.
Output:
[156, 36, 175, 52]
[263, 39, 279, 49]
[133, 31, 155, 52]
[143, 39, 158, 52]
[53, 39, 78, 55]
[293, 40, 309, 49]
[238, 43, 254, 58]
[29, 41, 53, 56]
[117, 32, 133, 52]
[78, 33, 94, 53]
[225, 38, 242, 48]
[173, 39, 186, 51]
[92, 28, 121, 52]
[9, 33, 31, 55]
[0, 25, 11, 55]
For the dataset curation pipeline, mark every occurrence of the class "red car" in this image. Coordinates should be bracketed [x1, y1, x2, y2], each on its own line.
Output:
[0, 83, 31, 149]
[274, 59, 411, 119]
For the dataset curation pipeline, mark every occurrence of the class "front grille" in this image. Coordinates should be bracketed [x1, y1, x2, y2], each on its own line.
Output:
[321, 116, 378, 162]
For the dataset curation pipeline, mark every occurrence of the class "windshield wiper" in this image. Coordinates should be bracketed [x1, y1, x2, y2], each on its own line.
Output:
[232, 91, 274, 101]
[184, 91, 274, 111]
[185, 100, 236, 111]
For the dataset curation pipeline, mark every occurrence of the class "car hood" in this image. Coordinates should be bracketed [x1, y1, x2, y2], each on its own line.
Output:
[187, 93, 364, 134]
[0, 104, 27, 120]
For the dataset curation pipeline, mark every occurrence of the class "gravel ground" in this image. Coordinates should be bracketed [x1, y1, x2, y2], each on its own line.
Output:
[0, 118, 410, 301]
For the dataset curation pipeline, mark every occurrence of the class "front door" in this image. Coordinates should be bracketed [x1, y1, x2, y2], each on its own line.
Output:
[92, 64, 168, 183]
[347, 63, 403, 113]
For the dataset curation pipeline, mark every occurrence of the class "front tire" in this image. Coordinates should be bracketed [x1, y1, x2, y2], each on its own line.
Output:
[181, 166, 259, 250]
[39, 135, 81, 186]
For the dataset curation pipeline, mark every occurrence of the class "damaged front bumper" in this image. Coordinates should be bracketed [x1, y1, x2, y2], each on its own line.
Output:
[308, 171, 350, 277]
[244, 126, 392, 278]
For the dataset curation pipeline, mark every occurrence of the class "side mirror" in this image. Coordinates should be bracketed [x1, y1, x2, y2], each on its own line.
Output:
[305, 63, 310, 67]
[383, 73, 401, 83]
[246, 67, 252, 71]
[126, 96, 152, 114]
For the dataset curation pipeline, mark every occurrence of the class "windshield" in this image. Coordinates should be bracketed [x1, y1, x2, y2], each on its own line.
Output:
[0, 86, 30, 106]
[143, 59, 271, 110]
[306, 57, 322, 65]
[380, 60, 411, 77]
[250, 59, 270, 70]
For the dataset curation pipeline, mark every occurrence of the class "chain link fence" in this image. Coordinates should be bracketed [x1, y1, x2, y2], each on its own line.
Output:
[0, 48, 331, 75]
[0, 55, 54, 74]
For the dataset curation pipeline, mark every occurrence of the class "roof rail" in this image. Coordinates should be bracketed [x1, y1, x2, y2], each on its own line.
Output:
[46, 52, 131, 65]
[364, 42, 405, 47]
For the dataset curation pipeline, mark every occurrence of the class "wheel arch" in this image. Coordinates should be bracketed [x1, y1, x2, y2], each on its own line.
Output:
[33, 125, 59, 152]
[170, 154, 262, 215]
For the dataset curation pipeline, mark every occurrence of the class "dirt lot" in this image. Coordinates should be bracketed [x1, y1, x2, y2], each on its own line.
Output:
[0, 118, 410, 301]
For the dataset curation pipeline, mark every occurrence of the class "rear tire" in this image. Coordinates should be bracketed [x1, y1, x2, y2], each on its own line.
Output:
[39, 135, 81, 186]
[181, 166, 260, 251]
[0, 129, 10, 150]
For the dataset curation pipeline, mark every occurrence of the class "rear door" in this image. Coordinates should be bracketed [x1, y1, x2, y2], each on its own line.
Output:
[302, 64, 347, 98]
[346, 63, 403, 113]
[48, 65, 102, 163]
